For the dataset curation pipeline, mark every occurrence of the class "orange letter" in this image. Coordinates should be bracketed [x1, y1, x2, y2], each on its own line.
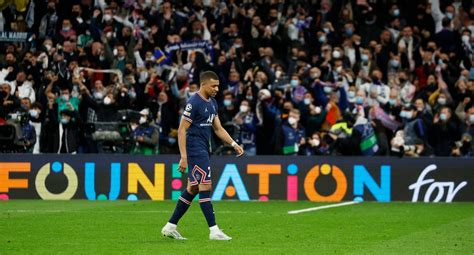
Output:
[0, 163, 31, 192]
[304, 164, 347, 202]
[247, 164, 281, 195]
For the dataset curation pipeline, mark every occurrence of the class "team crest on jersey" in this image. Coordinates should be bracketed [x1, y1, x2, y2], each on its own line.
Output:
[185, 104, 192, 111]
[205, 107, 208, 112]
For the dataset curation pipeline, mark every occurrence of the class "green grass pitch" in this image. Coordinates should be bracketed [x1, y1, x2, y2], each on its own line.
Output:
[1, 201, 473, 254]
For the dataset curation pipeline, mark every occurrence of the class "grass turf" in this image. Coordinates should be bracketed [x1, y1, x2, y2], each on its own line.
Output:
[1, 201, 473, 254]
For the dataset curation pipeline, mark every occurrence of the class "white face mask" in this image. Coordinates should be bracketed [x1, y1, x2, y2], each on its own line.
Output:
[44, 44, 52, 51]
[462, 35, 470, 43]
[188, 91, 196, 97]
[104, 14, 112, 22]
[239, 105, 249, 113]
[335, 66, 342, 73]
[139, 116, 147, 124]
[103, 96, 112, 105]
[29, 109, 39, 118]
[303, 98, 311, 105]
[288, 117, 297, 125]
[332, 50, 341, 59]
[438, 97, 447, 105]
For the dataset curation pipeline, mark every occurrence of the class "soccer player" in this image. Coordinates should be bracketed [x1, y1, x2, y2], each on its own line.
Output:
[161, 71, 244, 240]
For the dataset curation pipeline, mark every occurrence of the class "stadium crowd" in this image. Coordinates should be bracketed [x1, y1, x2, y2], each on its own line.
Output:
[0, 0, 473, 156]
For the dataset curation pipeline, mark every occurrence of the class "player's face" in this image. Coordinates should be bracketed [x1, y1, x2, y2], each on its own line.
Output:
[204, 79, 219, 97]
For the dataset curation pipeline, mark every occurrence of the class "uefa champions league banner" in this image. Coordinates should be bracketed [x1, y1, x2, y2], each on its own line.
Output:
[0, 155, 472, 202]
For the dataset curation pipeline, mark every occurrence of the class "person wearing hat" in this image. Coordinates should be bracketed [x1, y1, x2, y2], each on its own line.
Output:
[131, 108, 159, 155]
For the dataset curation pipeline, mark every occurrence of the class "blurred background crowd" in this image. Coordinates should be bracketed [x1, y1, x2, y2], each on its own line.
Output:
[0, 0, 473, 157]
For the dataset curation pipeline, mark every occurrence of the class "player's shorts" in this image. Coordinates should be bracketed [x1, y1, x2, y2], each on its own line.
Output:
[187, 155, 211, 186]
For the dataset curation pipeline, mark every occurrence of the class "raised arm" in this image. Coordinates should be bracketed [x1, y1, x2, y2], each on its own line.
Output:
[212, 115, 244, 157]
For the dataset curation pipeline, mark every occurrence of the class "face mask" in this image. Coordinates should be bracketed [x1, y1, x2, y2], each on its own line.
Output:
[470, 114, 474, 123]
[355, 96, 364, 105]
[188, 91, 196, 97]
[332, 50, 341, 59]
[348, 91, 355, 98]
[303, 98, 311, 105]
[138, 20, 145, 28]
[402, 111, 413, 119]
[345, 28, 353, 37]
[446, 12, 453, 20]
[312, 139, 320, 147]
[223, 99, 232, 107]
[290, 79, 299, 87]
[461, 35, 470, 43]
[393, 9, 400, 16]
[311, 72, 320, 79]
[118, 56, 125, 61]
[103, 97, 112, 105]
[94, 91, 104, 99]
[44, 44, 52, 51]
[239, 105, 249, 112]
[389, 99, 397, 105]
[61, 94, 70, 101]
[324, 86, 333, 94]
[104, 14, 112, 22]
[361, 54, 369, 62]
[390, 60, 399, 68]
[246, 96, 253, 101]
[417, 107, 424, 112]
[254, 81, 263, 88]
[288, 117, 297, 125]
[323, 27, 330, 34]
[61, 118, 69, 125]
[335, 66, 342, 73]
[439, 113, 448, 121]
[63, 26, 71, 32]
[318, 36, 326, 43]
[29, 109, 38, 118]
[437, 98, 446, 105]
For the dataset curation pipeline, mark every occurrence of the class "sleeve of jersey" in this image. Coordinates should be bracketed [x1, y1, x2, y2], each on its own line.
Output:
[182, 101, 197, 123]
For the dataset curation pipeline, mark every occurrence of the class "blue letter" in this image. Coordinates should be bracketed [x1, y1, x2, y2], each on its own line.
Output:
[353, 165, 391, 202]
[212, 164, 249, 201]
[85, 162, 121, 200]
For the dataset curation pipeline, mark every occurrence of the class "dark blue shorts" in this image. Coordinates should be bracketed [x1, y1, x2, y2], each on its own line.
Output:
[188, 155, 211, 186]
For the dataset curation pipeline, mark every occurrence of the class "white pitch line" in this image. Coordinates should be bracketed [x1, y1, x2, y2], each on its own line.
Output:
[288, 201, 360, 214]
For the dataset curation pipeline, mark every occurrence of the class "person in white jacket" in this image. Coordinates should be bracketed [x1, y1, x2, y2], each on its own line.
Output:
[10, 70, 35, 103]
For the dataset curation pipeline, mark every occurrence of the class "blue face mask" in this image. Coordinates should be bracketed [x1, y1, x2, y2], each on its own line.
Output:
[324, 86, 333, 94]
[389, 99, 397, 105]
[440, 113, 447, 121]
[348, 91, 355, 98]
[223, 99, 232, 107]
[470, 114, 474, 123]
[361, 54, 369, 62]
[61, 118, 69, 125]
[318, 36, 326, 43]
[390, 60, 399, 68]
[290, 79, 299, 87]
[446, 12, 453, 20]
[303, 98, 311, 105]
[393, 9, 400, 17]
[345, 28, 353, 37]
[355, 96, 364, 105]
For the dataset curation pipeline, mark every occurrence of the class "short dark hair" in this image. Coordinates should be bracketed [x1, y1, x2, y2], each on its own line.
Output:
[200, 71, 219, 83]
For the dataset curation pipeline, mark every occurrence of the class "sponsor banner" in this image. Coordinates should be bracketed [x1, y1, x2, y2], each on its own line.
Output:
[0, 155, 472, 202]
[0, 32, 32, 42]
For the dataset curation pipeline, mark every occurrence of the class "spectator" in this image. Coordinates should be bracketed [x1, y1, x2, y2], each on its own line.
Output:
[131, 108, 159, 155]
[234, 99, 258, 156]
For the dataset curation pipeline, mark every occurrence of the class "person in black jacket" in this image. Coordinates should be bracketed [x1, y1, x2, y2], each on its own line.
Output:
[430, 106, 461, 156]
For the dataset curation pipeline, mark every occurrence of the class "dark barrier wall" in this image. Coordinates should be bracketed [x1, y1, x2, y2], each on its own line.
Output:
[0, 155, 473, 202]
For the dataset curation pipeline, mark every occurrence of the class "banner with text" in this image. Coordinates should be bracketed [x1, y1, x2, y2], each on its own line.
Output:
[0, 155, 472, 202]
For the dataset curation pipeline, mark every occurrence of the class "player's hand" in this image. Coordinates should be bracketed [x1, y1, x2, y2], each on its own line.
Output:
[178, 157, 187, 173]
[233, 144, 244, 157]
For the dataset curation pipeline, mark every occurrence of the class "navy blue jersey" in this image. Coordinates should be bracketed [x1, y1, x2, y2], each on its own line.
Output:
[182, 93, 218, 157]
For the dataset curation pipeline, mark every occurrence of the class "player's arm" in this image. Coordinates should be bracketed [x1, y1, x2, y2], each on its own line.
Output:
[213, 116, 244, 157]
[177, 118, 191, 172]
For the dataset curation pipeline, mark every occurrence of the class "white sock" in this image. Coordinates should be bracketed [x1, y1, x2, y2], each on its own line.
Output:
[166, 222, 177, 230]
[209, 225, 219, 233]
